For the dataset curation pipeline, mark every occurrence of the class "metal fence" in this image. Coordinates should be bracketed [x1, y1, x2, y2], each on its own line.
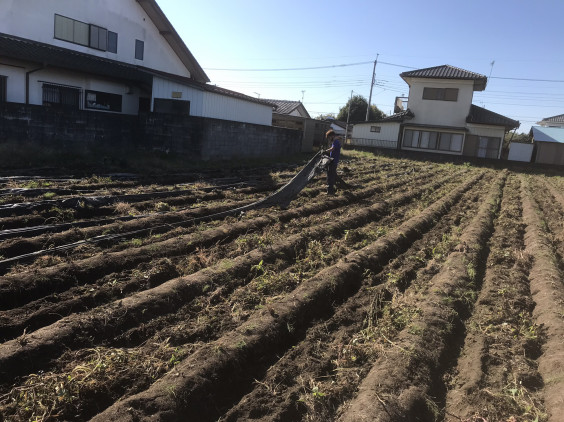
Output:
[348, 138, 397, 149]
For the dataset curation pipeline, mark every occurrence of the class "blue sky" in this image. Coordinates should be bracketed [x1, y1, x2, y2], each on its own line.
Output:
[157, 0, 564, 133]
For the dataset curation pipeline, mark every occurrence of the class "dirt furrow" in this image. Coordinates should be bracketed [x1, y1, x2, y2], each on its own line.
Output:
[337, 172, 506, 422]
[86, 172, 482, 421]
[218, 176, 490, 422]
[520, 176, 564, 421]
[444, 175, 545, 421]
[0, 164, 439, 258]
[0, 173, 472, 381]
[0, 170, 462, 310]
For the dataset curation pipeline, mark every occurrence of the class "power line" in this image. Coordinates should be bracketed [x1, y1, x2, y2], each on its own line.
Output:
[206, 58, 564, 85]
[205, 61, 373, 72]
[491, 76, 564, 83]
[205, 60, 416, 72]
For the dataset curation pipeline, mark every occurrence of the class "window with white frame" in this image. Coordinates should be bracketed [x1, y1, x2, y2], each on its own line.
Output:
[370, 126, 381, 133]
[403, 129, 463, 152]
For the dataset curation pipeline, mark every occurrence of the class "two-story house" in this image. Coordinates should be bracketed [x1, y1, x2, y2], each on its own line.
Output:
[350, 65, 519, 159]
[0, 0, 273, 126]
[536, 114, 564, 128]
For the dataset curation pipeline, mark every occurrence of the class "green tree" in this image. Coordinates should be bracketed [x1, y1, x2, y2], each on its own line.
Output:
[337, 95, 386, 122]
[315, 113, 336, 120]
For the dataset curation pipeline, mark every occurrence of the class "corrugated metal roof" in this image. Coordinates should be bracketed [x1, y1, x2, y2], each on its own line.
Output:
[538, 114, 564, 124]
[400, 65, 487, 91]
[532, 126, 564, 143]
[466, 104, 519, 130]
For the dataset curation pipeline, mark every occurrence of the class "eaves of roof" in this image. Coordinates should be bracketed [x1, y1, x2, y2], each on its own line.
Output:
[330, 120, 347, 129]
[466, 104, 520, 131]
[0, 32, 154, 85]
[400, 64, 487, 91]
[538, 113, 564, 124]
[0, 33, 271, 108]
[353, 109, 414, 124]
[403, 123, 469, 132]
[136, 0, 209, 83]
[263, 99, 311, 118]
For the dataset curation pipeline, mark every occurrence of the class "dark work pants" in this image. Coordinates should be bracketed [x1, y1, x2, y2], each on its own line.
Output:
[327, 161, 337, 193]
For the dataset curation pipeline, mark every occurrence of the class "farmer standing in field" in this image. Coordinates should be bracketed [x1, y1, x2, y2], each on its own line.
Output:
[324, 129, 341, 195]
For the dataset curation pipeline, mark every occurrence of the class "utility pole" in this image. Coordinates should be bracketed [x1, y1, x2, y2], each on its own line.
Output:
[345, 90, 353, 143]
[365, 54, 379, 121]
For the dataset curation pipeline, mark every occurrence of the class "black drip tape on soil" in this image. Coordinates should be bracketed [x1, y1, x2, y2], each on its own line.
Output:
[0, 152, 325, 273]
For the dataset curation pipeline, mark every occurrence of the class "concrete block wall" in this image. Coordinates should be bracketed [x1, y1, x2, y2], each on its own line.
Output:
[0, 102, 301, 160]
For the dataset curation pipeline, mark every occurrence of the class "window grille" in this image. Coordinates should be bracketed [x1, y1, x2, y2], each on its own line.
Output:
[42, 83, 81, 109]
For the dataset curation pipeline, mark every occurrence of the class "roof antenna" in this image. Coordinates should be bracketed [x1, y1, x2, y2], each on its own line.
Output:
[488, 60, 495, 79]
[301, 90, 305, 102]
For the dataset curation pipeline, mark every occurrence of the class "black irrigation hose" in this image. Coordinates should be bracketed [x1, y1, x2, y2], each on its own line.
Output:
[0, 180, 282, 241]
[0, 152, 324, 273]
[0, 181, 261, 218]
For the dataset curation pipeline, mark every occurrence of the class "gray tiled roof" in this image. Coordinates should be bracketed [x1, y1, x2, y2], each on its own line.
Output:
[466, 104, 519, 130]
[378, 108, 414, 122]
[266, 100, 311, 118]
[400, 65, 487, 91]
[539, 114, 564, 124]
[350, 109, 414, 125]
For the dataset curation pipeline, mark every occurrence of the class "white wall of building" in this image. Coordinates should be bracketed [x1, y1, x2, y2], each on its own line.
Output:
[539, 122, 564, 128]
[350, 122, 400, 149]
[508, 143, 534, 162]
[0, 61, 26, 103]
[406, 78, 474, 128]
[152, 77, 205, 115]
[466, 124, 505, 139]
[202, 91, 272, 126]
[352, 122, 400, 140]
[0, 0, 274, 125]
[0, 0, 190, 78]
[23, 67, 140, 114]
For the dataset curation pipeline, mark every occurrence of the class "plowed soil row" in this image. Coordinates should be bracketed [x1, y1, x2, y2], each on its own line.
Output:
[1, 152, 564, 422]
[0, 165, 460, 308]
[0, 162, 442, 263]
[444, 175, 545, 421]
[0, 171, 473, 360]
[0, 172, 462, 346]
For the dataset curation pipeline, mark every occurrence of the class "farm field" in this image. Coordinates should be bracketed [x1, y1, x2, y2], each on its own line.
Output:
[0, 150, 563, 422]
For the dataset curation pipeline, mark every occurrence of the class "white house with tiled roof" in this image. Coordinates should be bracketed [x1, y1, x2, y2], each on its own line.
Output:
[537, 114, 564, 128]
[0, 0, 273, 125]
[351, 65, 519, 159]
